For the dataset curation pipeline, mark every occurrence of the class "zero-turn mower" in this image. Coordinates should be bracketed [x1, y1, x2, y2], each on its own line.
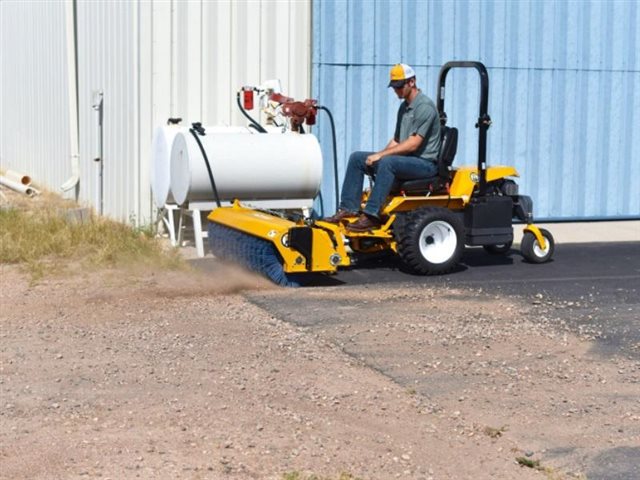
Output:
[207, 61, 555, 286]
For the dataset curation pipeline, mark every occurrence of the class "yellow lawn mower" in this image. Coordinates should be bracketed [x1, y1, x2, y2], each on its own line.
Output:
[207, 61, 554, 286]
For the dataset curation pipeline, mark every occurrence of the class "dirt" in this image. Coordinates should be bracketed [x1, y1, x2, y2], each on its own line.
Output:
[1, 262, 639, 480]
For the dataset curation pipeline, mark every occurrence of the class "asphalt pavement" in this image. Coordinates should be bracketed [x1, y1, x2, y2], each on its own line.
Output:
[320, 242, 640, 357]
[190, 223, 640, 360]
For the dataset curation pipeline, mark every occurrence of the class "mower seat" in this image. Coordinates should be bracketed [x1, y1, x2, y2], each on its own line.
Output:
[392, 126, 458, 195]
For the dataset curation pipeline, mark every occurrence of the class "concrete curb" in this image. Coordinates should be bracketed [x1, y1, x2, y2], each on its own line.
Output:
[515, 220, 639, 245]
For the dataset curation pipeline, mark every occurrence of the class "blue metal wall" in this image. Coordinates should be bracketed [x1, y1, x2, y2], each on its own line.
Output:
[312, 0, 640, 220]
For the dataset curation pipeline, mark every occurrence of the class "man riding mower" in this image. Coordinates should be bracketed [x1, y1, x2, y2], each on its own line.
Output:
[207, 61, 555, 286]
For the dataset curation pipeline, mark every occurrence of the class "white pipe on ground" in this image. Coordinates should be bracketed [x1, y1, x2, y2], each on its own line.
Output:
[0, 176, 39, 197]
[4, 170, 31, 186]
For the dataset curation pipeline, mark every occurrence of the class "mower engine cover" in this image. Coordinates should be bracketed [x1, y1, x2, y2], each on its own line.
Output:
[464, 196, 514, 246]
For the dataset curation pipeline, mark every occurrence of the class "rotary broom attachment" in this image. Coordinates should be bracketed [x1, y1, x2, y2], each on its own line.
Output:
[207, 201, 350, 287]
[208, 222, 307, 287]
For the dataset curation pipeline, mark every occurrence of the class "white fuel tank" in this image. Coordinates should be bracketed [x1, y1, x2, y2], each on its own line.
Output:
[169, 131, 323, 206]
[150, 125, 251, 208]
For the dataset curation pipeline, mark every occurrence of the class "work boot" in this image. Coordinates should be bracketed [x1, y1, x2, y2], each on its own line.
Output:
[323, 209, 355, 224]
[346, 214, 382, 232]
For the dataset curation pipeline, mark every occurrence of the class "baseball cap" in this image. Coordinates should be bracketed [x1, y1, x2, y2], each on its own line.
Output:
[388, 63, 416, 88]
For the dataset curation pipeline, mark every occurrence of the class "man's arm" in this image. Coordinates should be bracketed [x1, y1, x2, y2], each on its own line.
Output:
[366, 134, 423, 166]
[384, 138, 399, 150]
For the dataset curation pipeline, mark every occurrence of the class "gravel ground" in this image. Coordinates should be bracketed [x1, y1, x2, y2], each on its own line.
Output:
[247, 284, 640, 479]
[1, 263, 638, 479]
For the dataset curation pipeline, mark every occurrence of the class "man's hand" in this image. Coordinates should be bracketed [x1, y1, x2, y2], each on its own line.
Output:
[366, 153, 383, 166]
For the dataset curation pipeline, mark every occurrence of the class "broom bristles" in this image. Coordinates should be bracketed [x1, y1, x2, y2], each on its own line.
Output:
[208, 222, 307, 287]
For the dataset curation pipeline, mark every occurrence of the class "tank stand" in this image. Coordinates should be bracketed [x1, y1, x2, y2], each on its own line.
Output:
[176, 206, 209, 258]
[156, 203, 180, 247]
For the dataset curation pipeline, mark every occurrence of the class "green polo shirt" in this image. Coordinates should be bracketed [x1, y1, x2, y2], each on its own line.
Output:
[393, 91, 441, 161]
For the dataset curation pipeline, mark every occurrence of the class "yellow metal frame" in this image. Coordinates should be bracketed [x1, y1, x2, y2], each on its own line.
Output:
[522, 224, 547, 250]
[336, 165, 522, 252]
[339, 214, 398, 253]
[208, 201, 350, 274]
[373, 165, 519, 215]
[207, 165, 548, 275]
[449, 165, 519, 195]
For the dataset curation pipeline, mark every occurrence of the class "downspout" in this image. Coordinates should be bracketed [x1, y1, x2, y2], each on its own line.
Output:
[92, 90, 104, 215]
[61, 0, 80, 199]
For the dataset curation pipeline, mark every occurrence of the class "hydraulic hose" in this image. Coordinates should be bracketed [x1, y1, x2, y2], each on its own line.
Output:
[189, 124, 221, 208]
[317, 105, 340, 212]
[236, 91, 267, 133]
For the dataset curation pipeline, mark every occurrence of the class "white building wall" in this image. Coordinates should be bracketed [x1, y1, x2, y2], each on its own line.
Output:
[0, 0, 312, 224]
[76, 1, 139, 221]
[0, 1, 72, 192]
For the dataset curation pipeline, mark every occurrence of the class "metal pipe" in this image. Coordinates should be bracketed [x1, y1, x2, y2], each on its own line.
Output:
[61, 0, 80, 199]
[437, 61, 491, 196]
[0, 176, 39, 197]
[92, 90, 104, 215]
[317, 106, 340, 212]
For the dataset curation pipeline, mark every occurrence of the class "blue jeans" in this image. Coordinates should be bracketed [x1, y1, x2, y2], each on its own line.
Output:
[339, 151, 438, 218]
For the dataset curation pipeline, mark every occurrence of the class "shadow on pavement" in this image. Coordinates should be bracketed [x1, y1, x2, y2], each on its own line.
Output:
[587, 447, 640, 480]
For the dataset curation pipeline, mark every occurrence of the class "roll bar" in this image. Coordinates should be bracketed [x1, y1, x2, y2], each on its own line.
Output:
[436, 61, 491, 196]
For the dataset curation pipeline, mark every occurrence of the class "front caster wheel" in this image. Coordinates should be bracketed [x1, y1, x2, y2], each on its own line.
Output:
[521, 228, 554, 263]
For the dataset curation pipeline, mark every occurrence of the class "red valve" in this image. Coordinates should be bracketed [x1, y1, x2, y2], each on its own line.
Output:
[271, 93, 318, 131]
[269, 92, 294, 105]
[242, 87, 254, 110]
[281, 100, 317, 130]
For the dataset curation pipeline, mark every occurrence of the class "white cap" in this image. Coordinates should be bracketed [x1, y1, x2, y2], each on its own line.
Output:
[388, 63, 416, 87]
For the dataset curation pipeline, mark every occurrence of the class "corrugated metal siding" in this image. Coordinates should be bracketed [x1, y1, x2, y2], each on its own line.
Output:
[76, 1, 139, 221]
[0, 1, 71, 190]
[313, 0, 640, 220]
[1, 0, 311, 223]
[151, 0, 312, 129]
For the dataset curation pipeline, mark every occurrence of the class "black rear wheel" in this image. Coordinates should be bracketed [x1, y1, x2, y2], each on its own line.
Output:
[396, 207, 464, 275]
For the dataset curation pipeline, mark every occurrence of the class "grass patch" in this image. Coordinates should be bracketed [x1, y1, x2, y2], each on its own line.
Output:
[0, 192, 183, 279]
[516, 457, 586, 480]
[516, 457, 542, 469]
[483, 425, 508, 439]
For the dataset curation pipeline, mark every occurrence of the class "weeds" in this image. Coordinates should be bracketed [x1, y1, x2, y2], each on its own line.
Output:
[516, 457, 542, 469]
[282, 473, 363, 480]
[483, 425, 508, 439]
[0, 193, 183, 279]
[516, 457, 586, 480]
